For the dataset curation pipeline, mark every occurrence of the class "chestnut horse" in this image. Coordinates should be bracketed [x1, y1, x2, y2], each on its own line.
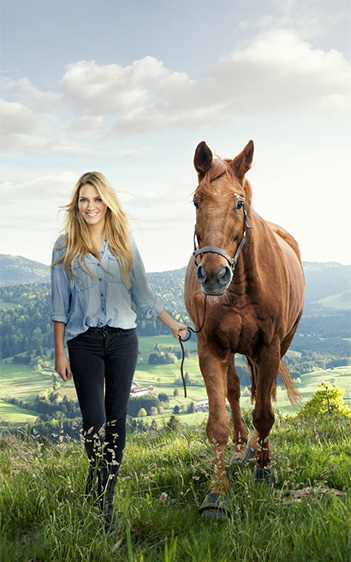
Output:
[184, 141, 305, 516]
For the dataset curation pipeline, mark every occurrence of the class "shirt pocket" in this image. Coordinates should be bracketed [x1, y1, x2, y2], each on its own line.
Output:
[107, 254, 123, 284]
[70, 258, 96, 293]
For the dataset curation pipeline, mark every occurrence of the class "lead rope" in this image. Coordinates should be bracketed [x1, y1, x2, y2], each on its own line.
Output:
[178, 295, 207, 398]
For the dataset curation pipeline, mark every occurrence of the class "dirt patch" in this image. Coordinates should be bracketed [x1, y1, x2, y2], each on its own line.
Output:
[278, 486, 348, 504]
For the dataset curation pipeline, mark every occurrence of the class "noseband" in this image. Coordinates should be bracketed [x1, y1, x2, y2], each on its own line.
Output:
[193, 197, 251, 271]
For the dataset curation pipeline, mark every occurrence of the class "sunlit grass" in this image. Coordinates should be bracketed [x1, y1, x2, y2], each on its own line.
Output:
[1, 416, 350, 561]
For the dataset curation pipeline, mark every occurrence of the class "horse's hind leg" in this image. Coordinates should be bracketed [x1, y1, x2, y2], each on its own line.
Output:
[227, 355, 248, 462]
[251, 343, 280, 472]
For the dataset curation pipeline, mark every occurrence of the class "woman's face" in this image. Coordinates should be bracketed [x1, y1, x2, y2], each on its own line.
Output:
[78, 184, 107, 229]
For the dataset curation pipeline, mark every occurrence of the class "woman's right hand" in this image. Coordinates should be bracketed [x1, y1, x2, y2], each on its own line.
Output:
[55, 352, 72, 381]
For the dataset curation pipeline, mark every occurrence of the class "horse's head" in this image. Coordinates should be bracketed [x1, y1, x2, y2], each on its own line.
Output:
[192, 140, 254, 296]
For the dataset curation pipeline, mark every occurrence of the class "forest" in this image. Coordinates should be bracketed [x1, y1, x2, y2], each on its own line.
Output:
[1, 262, 350, 374]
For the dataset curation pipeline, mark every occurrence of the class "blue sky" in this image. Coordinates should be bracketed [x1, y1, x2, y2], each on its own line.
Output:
[1, 0, 350, 271]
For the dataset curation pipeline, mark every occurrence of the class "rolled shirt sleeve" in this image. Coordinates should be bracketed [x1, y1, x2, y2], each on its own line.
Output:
[50, 246, 71, 325]
[130, 236, 164, 318]
[50, 235, 163, 340]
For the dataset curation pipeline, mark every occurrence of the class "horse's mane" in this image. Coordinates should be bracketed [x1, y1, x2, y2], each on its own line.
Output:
[195, 159, 235, 199]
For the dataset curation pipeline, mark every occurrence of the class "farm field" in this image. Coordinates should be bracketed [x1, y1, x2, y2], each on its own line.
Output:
[1, 335, 350, 425]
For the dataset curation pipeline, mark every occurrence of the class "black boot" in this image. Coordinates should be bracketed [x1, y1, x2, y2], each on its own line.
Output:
[98, 466, 118, 532]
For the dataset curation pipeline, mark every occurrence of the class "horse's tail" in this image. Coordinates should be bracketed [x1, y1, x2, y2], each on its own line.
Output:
[279, 360, 301, 407]
[245, 357, 301, 407]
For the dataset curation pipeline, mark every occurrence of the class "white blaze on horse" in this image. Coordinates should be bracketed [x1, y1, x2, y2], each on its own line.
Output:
[184, 140, 305, 517]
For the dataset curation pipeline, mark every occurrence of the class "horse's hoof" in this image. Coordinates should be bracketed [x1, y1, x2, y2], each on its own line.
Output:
[244, 445, 256, 465]
[198, 492, 230, 518]
[253, 466, 278, 486]
[231, 452, 245, 464]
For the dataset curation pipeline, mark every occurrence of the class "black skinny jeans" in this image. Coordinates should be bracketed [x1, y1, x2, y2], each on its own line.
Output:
[67, 326, 138, 476]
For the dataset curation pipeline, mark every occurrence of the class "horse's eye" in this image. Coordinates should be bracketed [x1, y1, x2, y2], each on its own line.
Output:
[193, 198, 199, 209]
[236, 200, 244, 210]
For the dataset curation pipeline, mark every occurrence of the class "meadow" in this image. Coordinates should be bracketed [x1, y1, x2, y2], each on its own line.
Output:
[0, 415, 350, 561]
[1, 336, 351, 560]
[1, 335, 351, 426]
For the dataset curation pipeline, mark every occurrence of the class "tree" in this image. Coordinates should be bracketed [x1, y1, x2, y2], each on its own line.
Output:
[187, 402, 195, 414]
[167, 415, 181, 431]
[298, 382, 351, 418]
[137, 408, 147, 418]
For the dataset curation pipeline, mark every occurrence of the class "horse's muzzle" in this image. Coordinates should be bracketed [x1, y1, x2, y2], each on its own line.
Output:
[196, 264, 232, 295]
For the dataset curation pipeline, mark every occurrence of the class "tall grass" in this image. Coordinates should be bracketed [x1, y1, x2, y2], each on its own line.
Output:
[1, 415, 350, 561]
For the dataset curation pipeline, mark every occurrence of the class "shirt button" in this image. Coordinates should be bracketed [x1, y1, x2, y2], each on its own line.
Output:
[101, 293, 104, 297]
[99, 278, 102, 281]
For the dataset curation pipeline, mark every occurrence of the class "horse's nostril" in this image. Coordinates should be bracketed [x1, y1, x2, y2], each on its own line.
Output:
[197, 265, 206, 284]
[218, 266, 232, 285]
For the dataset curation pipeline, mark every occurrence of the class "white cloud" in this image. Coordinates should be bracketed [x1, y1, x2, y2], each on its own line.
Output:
[206, 28, 351, 115]
[60, 57, 168, 114]
[2, 171, 78, 205]
[1, 29, 350, 151]
[1, 76, 60, 112]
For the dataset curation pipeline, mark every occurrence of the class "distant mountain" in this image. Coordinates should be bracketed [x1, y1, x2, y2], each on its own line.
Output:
[0, 254, 350, 311]
[302, 262, 351, 311]
[0, 255, 50, 286]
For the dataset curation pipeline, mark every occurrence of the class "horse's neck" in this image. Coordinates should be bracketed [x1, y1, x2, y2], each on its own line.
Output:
[231, 212, 267, 292]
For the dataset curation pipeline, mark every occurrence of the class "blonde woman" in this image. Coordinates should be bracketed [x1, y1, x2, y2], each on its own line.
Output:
[51, 172, 187, 532]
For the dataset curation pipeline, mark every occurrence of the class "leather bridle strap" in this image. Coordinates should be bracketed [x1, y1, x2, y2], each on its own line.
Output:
[193, 209, 250, 271]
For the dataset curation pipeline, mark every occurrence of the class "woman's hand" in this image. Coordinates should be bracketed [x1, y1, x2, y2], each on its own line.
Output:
[55, 352, 72, 381]
[171, 323, 188, 340]
[157, 310, 188, 340]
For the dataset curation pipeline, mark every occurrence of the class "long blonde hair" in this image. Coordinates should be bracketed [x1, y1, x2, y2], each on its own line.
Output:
[52, 172, 133, 287]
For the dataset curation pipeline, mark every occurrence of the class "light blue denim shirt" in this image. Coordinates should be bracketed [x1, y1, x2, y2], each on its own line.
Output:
[50, 235, 164, 341]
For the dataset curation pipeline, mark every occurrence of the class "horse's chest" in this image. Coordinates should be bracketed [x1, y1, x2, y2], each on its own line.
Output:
[207, 307, 268, 355]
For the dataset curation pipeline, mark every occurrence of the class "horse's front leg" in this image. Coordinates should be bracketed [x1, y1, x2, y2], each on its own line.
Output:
[198, 341, 230, 495]
[227, 355, 248, 462]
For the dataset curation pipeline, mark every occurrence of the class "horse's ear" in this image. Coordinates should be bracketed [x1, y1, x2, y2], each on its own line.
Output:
[194, 141, 213, 176]
[233, 140, 254, 180]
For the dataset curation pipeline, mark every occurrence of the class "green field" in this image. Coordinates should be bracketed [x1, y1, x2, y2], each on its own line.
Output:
[0, 400, 37, 424]
[1, 336, 350, 425]
[1, 416, 351, 561]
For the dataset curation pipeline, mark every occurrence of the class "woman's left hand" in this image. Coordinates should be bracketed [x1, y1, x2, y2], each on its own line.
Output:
[157, 311, 188, 340]
[171, 323, 188, 340]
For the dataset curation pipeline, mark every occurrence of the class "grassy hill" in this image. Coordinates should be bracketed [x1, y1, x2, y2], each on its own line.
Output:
[0, 254, 50, 286]
[1, 415, 350, 561]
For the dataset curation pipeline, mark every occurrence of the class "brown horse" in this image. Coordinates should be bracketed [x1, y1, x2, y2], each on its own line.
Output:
[184, 140, 305, 516]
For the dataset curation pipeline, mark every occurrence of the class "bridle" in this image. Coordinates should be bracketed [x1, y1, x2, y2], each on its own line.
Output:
[178, 194, 252, 399]
[192, 194, 251, 272]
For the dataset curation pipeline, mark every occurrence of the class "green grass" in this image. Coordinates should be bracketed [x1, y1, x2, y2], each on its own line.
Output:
[0, 399, 37, 424]
[1, 416, 350, 561]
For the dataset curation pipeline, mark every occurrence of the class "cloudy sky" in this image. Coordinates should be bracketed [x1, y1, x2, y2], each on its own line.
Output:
[1, 0, 350, 271]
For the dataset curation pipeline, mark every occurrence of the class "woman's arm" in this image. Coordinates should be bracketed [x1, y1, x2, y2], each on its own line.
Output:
[53, 321, 72, 381]
[157, 310, 188, 340]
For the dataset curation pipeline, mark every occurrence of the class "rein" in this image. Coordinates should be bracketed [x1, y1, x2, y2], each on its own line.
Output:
[178, 295, 207, 398]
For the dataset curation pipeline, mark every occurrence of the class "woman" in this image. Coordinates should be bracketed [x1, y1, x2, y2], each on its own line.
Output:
[51, 171, 187, 531]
